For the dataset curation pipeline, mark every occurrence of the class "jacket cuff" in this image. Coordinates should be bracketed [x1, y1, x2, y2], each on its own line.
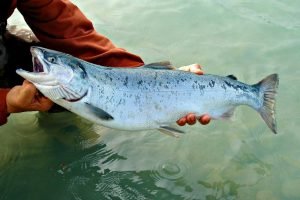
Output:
[0, 89, 11, 125]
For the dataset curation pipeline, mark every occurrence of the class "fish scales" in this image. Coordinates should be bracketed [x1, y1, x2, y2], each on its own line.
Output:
[16, 47, 279, 135]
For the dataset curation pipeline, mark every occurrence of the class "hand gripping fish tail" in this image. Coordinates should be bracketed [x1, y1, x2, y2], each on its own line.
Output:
[254, 74, 279, 134]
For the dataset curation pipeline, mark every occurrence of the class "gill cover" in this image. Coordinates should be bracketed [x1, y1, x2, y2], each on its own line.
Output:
[17, 46, 90, 101]
[38, 47, 90, 101]
[45, 61, 89, 101]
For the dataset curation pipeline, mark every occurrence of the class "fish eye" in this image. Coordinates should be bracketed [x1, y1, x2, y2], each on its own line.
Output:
[47, 56, 56, 63]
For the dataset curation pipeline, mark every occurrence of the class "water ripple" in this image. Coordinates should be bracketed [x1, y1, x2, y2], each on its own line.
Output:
[215, 0, 300, 30]
[151, 159, 191, 183]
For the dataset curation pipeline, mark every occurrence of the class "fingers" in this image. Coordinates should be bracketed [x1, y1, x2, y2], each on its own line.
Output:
[186, 113, 197, 125]
[178, 64, 204, 75]
[176, 113, 211, 126]
[177, 114, 196, 126]
[199, 114, 211, 125]
[6, 81, 53, 113]
[189, 64, 203, 75]
[36, 96, 54, 111]
[176, 117, 187, 126]
[22, 80, 32, 86]
[19, 80, 37, 104]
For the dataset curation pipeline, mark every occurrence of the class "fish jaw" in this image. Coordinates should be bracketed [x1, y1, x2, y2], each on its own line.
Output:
[16, 47, 61, 94]
[31, 46, 50, 73]
[17, 46, 89, 101]
[16, 69, 58, 86]
[16, 68, 65, 101]
[16, 47, 57, 85]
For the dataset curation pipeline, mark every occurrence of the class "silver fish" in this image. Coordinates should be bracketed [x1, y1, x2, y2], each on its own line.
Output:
[16, 47, 279, 137]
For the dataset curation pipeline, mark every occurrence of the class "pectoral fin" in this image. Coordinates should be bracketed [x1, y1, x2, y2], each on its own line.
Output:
[158, 126, 185, 138]
[84, 103, 114, 120]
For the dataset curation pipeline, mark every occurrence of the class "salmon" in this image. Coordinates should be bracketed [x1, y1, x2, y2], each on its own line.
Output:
[16, 47, 279, 137]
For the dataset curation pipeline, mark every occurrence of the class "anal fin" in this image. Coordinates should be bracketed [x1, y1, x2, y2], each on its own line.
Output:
[158, 126, 185, 138]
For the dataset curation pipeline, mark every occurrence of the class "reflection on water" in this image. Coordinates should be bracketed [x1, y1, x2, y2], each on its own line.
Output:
[1, 111, 277, 199]
[1, 0, 300, 199]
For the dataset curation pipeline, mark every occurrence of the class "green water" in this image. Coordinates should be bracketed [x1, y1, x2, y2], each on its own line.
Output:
[1, 0, 300, 199]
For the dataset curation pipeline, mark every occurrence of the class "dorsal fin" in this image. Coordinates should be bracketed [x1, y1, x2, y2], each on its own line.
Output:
[142, 61, 175, 70]
[227, 74, 237, 80]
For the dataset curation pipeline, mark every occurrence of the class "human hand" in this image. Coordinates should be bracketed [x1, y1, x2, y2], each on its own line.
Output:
[176, 64, 211, 126]
[178, 63, 204, 75]
[6, 80, 53, 113]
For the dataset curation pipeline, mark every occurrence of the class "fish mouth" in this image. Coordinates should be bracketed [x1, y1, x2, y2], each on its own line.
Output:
[31, 47, 48, 73]
[16, 47, 56, 85]
[33, 57, 44, 72]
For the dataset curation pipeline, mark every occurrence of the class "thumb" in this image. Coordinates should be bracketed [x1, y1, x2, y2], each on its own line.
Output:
[19, 80, 38, 104]
[22, 80, 32, 86]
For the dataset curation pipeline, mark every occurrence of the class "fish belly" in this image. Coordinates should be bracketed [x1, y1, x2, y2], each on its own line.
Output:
[62, 71, 259, 131]
[89, 88, 233, 130]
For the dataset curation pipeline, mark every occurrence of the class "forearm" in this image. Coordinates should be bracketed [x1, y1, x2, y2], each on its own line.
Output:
[17, 0, 144, 67]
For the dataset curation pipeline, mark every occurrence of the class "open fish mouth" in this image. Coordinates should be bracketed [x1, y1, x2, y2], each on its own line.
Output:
[18, 46, 89, 101]
[33, 57, 44, 72]
[16, 47, 57, 85]
[31, 47, 48, 73]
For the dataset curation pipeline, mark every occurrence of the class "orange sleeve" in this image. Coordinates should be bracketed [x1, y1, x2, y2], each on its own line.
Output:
[17, 0, 144, 67]
[0, 89, 10, 125]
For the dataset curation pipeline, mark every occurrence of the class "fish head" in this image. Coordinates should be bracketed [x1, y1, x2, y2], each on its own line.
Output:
[16, 46, 89, 101]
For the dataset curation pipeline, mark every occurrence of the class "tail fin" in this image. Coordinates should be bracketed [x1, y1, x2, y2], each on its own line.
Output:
[255, 74, 279, 134]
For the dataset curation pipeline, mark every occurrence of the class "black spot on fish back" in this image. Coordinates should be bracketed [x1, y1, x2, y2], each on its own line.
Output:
[192, 80, 206, 90]
[208, 80, 215, 88]
[137, 80, 143, 85]
[221, 84, 226, 90]
[104, 73, 113, 82]
[224, 80, 248, 92]
[199, 85, 206, 90]
[124, 76, 128, 87]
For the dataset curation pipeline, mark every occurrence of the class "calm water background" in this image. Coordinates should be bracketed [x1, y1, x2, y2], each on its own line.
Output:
[1, 0, 300, 199]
